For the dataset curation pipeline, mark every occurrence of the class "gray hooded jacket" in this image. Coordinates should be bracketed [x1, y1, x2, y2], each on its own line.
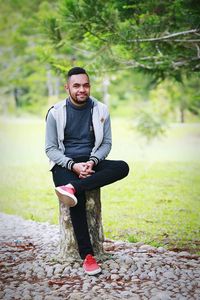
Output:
[45, 97, 112, 170]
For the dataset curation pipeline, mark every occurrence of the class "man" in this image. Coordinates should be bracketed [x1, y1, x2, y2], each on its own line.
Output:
[45, 67, 129, 275]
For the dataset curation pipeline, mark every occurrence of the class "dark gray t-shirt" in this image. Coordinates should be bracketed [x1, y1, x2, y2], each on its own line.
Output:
[64, 98, 95, 159]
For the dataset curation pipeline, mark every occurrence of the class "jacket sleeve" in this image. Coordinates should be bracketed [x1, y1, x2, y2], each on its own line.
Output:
[45, 109, 73, 168]
[90, 112, 112, 163]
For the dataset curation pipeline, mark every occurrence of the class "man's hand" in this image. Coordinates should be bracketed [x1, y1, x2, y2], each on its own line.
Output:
[72, 161, 95, 178]
[85, 160, 95, 173]
[72, 162, 87, 177]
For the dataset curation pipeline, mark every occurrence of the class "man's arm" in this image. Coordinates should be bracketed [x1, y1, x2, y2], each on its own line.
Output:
[45, 110, 95, 176]
[45, 110, 74, 169]
[90, 113, 112, 165]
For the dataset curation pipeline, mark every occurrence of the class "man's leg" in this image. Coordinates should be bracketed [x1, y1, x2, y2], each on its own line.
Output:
[70, 195, 94, 259]
[70, 160, 129, 194]
[51, 164, 94, 259]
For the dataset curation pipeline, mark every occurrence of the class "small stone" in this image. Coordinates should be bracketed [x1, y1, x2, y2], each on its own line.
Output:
[92, 285, 99, 292]
[110, 274, 120, 280]
[139, 273, 149, 280]
[109, 261, 119, 269]
[130, 264, 138, 272]
[150, 291, 172, 300]
[62, 266, 71, 275]
[163, 271, 176, 279]
[82, 283, 90, 291]
[114, 241, 125, 247]
[148, 271, 157, 280]
[139, 244, 156, 251]
[157, 247, 166, 253]
[122, 256, 131, 264]
[46, 266, 54, 278]
[120, 291, 133, 297]
[22, 293, 32, 300]
[54, 264, 64, 275]
[124, 274, 131, 281]
[129, 294, 140, 300]
[110, 268, 119, 274]
[134, 242, 144, 247]
[34, 296, 43, 300]
[177, 251, 191, 257]
[104, 283, 112, 289]
[111, 282, 118, 287]
[175, 296, 187, 300]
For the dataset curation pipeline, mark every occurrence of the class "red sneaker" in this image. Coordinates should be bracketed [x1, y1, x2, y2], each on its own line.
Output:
[83, 254, 101, 275]
[55, 185, 77, 207]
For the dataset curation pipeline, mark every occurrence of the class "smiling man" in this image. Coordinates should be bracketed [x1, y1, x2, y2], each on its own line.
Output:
[66, 71, 90, 104]
[45, 67, 129, 275]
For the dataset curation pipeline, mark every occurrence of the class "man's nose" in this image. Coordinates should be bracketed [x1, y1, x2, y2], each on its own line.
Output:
[79, 85, 85, 92]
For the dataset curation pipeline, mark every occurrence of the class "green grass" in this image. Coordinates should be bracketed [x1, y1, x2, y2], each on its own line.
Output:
[0, 117, 200, 254]
[102, 162, 200, 253]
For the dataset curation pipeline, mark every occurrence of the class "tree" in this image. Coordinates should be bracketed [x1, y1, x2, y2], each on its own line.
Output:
[162, 75, 200, 122]
[54, 0, 200, 80]
[0, 0, 60, 114]
[1, 0, 199, 123]
[40, 0, 200, 130]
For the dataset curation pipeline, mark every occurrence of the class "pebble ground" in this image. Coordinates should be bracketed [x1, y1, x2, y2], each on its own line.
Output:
[0, 213, 199, 300]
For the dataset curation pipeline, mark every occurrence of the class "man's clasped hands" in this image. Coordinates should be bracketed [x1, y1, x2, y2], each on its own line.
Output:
[72, 161, 95, 178]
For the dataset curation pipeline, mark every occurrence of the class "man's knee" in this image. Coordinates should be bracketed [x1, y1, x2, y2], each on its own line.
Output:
[115, 160, 129, 178]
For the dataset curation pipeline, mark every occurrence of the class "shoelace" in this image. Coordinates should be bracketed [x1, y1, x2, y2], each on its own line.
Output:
[86, 255, 96, 265]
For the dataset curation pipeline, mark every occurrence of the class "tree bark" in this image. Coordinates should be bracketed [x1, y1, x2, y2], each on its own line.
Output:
[59, 189, 104, 261]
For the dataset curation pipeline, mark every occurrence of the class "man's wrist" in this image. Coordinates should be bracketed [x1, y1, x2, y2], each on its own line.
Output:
[89, 156, 99, 166]
[66, 159, 75, 171]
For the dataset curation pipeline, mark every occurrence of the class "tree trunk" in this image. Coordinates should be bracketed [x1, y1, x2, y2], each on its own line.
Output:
[55, 76, 60, 99]
[46, 69, 54, 97]
[13, 87, 20, 107]
[180, 106, 185, 123]
[102, 75, 110, 107]
[59, 189, 104, 261]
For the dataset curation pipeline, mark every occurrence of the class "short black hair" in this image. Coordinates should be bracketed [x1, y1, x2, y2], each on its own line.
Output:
[67, 67, 88, 79]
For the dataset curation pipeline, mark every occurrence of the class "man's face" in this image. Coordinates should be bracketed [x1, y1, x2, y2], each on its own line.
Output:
[65, 74, 90, 105]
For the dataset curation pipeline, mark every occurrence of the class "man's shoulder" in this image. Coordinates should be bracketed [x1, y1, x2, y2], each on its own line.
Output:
[46, 99, 66, 120]
[47, 99, 66, 112]
[53, 99, 66, 110]
[90, 96, 108, 110]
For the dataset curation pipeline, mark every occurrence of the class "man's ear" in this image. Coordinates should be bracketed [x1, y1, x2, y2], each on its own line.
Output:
[64, 83, 69, 92]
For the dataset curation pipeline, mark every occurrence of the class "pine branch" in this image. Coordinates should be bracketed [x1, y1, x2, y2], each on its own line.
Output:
[116, 55, 200, 71]
[171, 39, 200, 43]
[127, 29, 199, 43]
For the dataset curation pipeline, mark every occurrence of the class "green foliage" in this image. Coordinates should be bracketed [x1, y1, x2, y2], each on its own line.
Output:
[0, 0, 199, 130]
[136, 110, 167, 142]
[58, 0, 200, 78]
[0, 0, 61, 114]
[149, 75, 200, 122]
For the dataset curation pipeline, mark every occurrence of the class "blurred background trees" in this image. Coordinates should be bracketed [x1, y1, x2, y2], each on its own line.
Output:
[0, 0, 200, 135]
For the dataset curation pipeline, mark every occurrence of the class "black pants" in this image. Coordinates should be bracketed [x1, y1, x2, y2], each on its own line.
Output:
[52, 158, 129, 259]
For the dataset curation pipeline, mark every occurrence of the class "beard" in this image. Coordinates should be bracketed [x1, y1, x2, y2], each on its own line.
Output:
[69, 90, 89, 105]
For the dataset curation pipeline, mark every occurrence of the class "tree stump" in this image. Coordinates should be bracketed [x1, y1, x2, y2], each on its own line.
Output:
[59, 189, 104, 261]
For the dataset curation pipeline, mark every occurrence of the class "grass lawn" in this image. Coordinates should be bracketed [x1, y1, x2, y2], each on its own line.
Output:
[0, 117, 200, 254]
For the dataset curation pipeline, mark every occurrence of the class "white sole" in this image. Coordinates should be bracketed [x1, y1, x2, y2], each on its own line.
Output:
[55, 187, 77, 207]
[84, 267, 102, 276]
